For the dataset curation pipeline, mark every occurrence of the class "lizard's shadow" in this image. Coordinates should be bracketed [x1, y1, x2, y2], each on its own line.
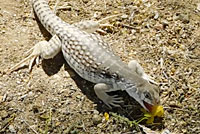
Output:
[41, 54, 164, 130]
[36, 13, 164, 129]
[41, 52, 145, 121]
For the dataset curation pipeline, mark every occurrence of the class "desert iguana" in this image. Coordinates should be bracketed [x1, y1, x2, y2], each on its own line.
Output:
[10, 0, 160, 111]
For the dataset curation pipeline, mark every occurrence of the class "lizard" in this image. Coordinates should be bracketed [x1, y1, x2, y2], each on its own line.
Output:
[10, 0, 160, 111]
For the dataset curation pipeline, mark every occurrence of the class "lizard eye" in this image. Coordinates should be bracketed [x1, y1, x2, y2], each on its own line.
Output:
[144, 92, 152, 100]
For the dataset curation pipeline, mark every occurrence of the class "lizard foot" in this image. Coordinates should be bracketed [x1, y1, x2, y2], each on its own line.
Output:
[94, 83, 124, 109]
[8, 41, 46, 73]
[104, 95, 124, 108]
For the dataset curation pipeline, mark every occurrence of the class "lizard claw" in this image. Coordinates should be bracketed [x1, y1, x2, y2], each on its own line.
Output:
[9, 42, 42, 73]
[28, 55, 40, 72]
[104, 95, 124, 109]
[94, 83, 124, 109]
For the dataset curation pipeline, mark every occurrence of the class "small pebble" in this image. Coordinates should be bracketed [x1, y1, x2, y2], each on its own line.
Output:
[76, 95, 82, 99]
[92, 114, 102, 125]
[9, 125, 16, 133]
[121, 14, 128, 19]
[0, 96, 3, 102]
[154, 11, 159, 19]
[154, 23, 163, 30]
[1, 30, 6, 33]
[161, 129, 171, 134]
[16, 80, 21, 84]
[1, 110, 8, 119]
[93, 110, 99, 114]
[173, 13, 189, 23]
[197, 3, 200, 11]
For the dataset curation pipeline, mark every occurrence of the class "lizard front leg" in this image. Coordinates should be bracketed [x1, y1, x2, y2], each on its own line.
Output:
[94, 83, 124, 108]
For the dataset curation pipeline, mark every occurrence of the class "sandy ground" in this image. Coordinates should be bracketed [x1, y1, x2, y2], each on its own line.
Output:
[0, 0, 200, 133]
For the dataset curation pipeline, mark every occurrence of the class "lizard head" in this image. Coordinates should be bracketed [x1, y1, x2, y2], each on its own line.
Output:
[125, 81, 160, 112]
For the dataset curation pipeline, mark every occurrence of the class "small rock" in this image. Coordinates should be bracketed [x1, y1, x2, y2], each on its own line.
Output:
[55, 121, 61, 126]
[154, 23, 163, 30]
[76, 95, 82, 99]
[1, 30, 6, 33]
[82, 0, 89, 3]
[197, 3, 200, 11]
[162, 20, 169, 28]
[93, 110, 99, 114]
[173, 13, 180, 20]
[0, 96, 3, 102]
[154, 11, 159, 19]
[169, 101, 176, 106]
[0, 110, 8, 118]
[142, 0, 148, 3]
[180, 120, 187, 126]
[131, 29, 136, 34]
[166, 114, 173, 120]
[9, 125, 16, 133]
[173, 13, 189, 23]
[16, 80, 21, 84]
[161, 129, 171, 134]
[121, 14, 128, 19]
[92, 114, 102, 125]
[182, 129, 187, 133]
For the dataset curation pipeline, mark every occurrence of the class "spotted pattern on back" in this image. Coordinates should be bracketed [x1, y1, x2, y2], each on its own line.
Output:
[32, 0, 146, 85]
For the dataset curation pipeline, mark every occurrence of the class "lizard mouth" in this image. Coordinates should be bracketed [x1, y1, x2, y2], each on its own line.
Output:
[143, 101, 153, 112]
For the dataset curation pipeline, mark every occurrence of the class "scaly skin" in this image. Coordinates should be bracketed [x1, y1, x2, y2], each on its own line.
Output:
[12, 0, 160, 111]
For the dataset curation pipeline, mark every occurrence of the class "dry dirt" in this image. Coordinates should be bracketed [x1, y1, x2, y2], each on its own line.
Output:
[0, 0, 200, 134]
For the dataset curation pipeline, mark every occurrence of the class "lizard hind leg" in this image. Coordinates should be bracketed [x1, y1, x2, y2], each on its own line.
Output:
[94, 83, 124, 108]
[9, 35, 61, 73]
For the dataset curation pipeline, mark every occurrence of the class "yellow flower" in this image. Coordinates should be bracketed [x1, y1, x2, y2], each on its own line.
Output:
[142, 105, 164, 124]
[104, 112, 109, 121]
